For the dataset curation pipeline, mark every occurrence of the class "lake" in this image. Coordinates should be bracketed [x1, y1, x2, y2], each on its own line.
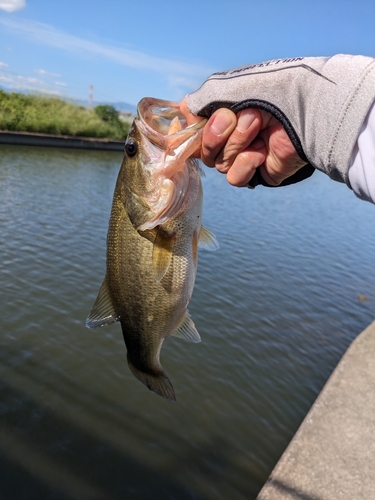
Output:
[1, 144, 374, 499]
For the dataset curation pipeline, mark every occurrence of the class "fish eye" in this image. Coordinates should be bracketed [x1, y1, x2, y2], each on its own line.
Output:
[125, 140, 138, 157]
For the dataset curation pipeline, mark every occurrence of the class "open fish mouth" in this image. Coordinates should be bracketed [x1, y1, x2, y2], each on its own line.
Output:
[133, 98, 207, 231]
[136, 97, 206, 154]
[138, 98, 186, 135]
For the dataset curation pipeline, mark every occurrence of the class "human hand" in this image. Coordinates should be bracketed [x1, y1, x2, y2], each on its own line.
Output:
[180, 98, 307, 187]
[182, 55, 375, 186]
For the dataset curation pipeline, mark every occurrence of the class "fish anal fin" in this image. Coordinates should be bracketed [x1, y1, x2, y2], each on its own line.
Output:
[198, 225, 219, 251]
[172, 311, 201, 343]
[127, 355, 176, 402]
[86, 277, 119, 328]
[152, 227, 175, 281]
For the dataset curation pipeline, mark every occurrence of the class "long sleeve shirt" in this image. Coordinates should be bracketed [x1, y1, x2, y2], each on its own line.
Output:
[348, 100, 375, 204]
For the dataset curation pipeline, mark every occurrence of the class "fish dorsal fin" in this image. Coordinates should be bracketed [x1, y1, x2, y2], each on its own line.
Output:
[172, 311, 201, 343]
[198, 226, 219, 251]
[152, 227, 175, 282]
[86, 277, 119, 328]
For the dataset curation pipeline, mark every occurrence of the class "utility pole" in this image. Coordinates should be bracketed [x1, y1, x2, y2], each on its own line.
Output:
[88, 84, 94, 108]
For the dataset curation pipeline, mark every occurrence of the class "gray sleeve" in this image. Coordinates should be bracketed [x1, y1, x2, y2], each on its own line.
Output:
[186, 55, 375, 185]
[348, 100, 375, 203]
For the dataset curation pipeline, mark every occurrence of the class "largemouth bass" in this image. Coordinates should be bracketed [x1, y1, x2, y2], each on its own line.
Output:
[86, 98, 218, 401]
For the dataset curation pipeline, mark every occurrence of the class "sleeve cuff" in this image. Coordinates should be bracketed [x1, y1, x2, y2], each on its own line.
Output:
[348, 100, 375, 204]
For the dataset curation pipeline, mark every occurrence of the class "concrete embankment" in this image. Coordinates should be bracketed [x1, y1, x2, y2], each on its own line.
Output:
[0, 130, 124, 151]
[257, 320, 375, 500]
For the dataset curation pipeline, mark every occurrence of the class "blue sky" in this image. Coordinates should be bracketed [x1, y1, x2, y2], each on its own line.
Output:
[1, 0, 375, 110]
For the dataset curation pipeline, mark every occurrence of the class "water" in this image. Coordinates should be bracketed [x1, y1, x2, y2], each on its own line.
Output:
[1, 144, 374, 500]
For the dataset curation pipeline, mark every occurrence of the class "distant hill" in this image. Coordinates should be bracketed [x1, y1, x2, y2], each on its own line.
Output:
[111, 101, 137, 114]
[71, 97, 137, 114]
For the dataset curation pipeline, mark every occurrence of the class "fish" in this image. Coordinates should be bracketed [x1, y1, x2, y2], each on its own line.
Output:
[86, 98, 219, 401]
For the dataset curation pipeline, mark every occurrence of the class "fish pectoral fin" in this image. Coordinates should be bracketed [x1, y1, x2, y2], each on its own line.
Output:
[127, 355, 176, 402]
[172, 311, 201, 343]
[138, 227, 157, 244]
[85, 277, 119, 328]
[198, 226, 219, 251]
[152, 227, 175, 282]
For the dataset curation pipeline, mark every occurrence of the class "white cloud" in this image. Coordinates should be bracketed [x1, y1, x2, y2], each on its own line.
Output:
[35, 69, 61, 78]
[0, 0, 26, 12]
[0, 17, 212, 88]
[0, 75, 12, 83]
[0, 61, 65, 95]
[0, 72, 61, 95]
[23, 76, 42, 84]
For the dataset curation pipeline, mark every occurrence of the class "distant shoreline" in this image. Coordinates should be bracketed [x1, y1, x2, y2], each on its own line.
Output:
[0, 130, 125, 151]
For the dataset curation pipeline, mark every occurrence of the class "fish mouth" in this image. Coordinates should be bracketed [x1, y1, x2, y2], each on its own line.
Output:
[136, 97, 206, 152]
[134, 98, 206, 232]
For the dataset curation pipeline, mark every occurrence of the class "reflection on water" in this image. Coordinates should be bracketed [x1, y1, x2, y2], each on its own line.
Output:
[1, 145, 374, 499]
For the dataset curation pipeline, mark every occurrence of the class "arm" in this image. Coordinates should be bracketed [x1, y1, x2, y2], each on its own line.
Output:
[183, 55, 375, 191]
[349, 100, 375, 204]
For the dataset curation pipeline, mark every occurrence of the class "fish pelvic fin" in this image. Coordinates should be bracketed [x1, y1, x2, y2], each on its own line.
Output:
[86, 276, 119, 328]
[198, 226, 219, 251]
[127, 355, 176, 402]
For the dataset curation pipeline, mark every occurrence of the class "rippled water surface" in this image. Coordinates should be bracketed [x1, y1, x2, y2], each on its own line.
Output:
[1, 145, 375, 499]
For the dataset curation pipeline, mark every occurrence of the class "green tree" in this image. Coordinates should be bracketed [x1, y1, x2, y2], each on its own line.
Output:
[94, 105, 120, 124]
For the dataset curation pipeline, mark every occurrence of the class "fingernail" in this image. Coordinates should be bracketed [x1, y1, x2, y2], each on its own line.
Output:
[237, 110, 257, 132]
[210, 112, 232, 135]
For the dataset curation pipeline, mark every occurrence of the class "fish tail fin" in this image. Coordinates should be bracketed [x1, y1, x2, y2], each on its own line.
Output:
[127, 355, 176, 402]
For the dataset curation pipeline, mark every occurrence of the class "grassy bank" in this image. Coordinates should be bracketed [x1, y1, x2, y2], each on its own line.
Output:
[0, 90, 130, 140]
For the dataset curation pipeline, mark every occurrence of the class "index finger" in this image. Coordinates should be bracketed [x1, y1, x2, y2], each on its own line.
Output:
[180, 98, 202, 126]
[180, 97, 207, 157]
